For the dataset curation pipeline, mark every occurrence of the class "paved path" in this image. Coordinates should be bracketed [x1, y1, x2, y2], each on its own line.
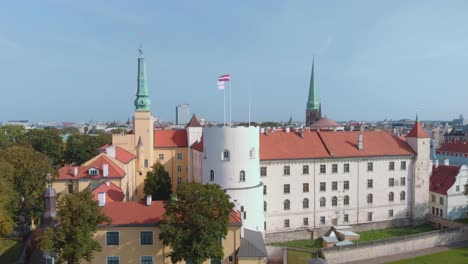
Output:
[344, 240, 468, 264]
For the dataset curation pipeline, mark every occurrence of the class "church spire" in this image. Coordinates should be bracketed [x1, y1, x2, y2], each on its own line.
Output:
[306, 58, 319, 110]
[134, 45, 151, 111]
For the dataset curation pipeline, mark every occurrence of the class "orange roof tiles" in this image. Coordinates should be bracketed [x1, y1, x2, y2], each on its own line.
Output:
[101, 200, 165, 225]
[259, 130, 415, 160]
[191, 137, 203, 152]
[437, 142, 468, 155]
[57, 155, 126, 180]
[406, 122, 430, 138]
[154, 130, 188, 148]
[430, 165, 460, 195]
[114, 146, 136, 164]
[91, 182, 125, 203]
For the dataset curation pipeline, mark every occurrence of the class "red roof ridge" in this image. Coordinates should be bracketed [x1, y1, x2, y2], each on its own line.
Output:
[186, 114, 202, 127]
[407, 122, 430, 138]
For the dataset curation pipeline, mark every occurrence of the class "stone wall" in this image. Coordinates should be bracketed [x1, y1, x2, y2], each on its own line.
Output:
[426, 214, 464, 229]
[321, 226, 468, 264]
[265, 229, 313, 243]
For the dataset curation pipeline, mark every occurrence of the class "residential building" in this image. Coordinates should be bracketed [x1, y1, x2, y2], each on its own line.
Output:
[429, 162, 468, 220]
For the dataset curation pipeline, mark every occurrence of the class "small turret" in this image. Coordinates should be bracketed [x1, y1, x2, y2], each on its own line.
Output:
[41, 174, 57, 228]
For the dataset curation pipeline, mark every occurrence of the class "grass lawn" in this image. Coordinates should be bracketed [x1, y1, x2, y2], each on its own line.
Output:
[287, 250, 317, 264]
[271, 238, 321, 250]
[0, 239, 23, 263]
[356, 224, 435, 243]
[387, 246, 468, 264]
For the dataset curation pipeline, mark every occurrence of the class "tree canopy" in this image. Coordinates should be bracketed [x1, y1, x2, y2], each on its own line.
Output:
[21, 128, 63, 167]
[159, 182, 234, 264]
[0, 145, 52, 231]
[39, 190, 111, 264]
[0, 162, 16, 242]
[63, 134, 111, 165]
[143, 162, 172, 200]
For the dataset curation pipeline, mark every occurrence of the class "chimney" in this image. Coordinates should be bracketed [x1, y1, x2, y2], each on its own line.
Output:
[146, 195, 152, 206]
[358, 134, 363, 150]
[300, 129, 304, 138]
[103, 164, 109, 177]
[105, 181, 110, 187]
[435, 159, 439, 168]
[260, 128, 265, 133]
[106, 145, 116, 158]
[443, 158, 449, 166]
[285, 127, 290, 133]
[73, 167, 78, 177]
[98, 192, 106, 207]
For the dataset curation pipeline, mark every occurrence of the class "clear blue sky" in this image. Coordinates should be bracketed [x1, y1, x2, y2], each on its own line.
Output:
[1, 0, 467, 123]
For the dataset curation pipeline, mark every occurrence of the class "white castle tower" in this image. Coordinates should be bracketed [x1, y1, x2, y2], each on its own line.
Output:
[202, 126, 264, 232]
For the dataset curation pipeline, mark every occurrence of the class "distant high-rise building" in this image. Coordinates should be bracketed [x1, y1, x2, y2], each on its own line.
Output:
[176, 104, 190, 125]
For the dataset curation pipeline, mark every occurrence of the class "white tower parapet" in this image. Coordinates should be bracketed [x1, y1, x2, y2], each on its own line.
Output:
[202, 126, 264, 232]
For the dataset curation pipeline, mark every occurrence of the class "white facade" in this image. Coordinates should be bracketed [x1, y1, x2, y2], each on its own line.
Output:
[202, 126, 264, 232]
[430, 165, 468, 220]
[261, 157, 414, 233]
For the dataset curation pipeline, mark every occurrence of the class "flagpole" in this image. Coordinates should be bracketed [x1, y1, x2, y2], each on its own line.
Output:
[229, 79, 232, 126]
[248, 80, 251, 127]
[223, 87, 226, 126]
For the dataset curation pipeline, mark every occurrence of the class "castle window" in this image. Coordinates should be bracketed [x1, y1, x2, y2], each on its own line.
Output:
[249, 148, 256, 159]
[144, 159, 149, 168]
[344, 195, 349, 205]
[283, 166, 290, 175]
[344, 214, 349, 222]
[320, 164, 326, 174]
[320, 197, 326, 207]
[210, 170, 214, 181]
[332, 181, 338, 191]
[389, 192, 394, 202]
[303, 165, 309, 174]
[389, 178, 394, 187]
[284, 219, 290, 228]
[344, 181, 350, 190]
[389, 209, 394, 217]
[344, 163, 350, 173]
[303, 183, 309, 192]
[401, 161, 407, 170]
[177, 165, 182, 172]
[367, 179, 373, 188]
[106, 232, 119, 245]
[264, 201, 267, 212]
[89, 168, 98, 176]
[303, 198, 309, 209]
[439, 196, 443, 205]
[158, 154, 164, 160]
[401, 177, 406, 186]
[141, 256, 153, 264]
[107, 256, 120, 264]
[177, 177, 182, 184]
[283, 184, 290, 194]
[320, 216, 325, 224]
[284, 199, 290, 210]
[260, 167, 267, 176]
[368, 212, 373, 221]
[367, 194, 373, 204]
[367, 162, 373, 171]
[401, 191, 406, 201]
[389, 162, 395, 171]
[140, 231, 153, 245]
[303, 217, 309, 226]
[239, 171, 246, 182]
[263, 185, 267, 195]
[222, 149, 230, 161]
[320, 182, 326, 191]
[332, 196, 338, 206]
[332, 164, 338, 173]
[177, 153, 183, 160]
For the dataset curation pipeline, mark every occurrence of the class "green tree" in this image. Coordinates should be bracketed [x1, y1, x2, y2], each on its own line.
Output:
[0, 125, 26, 143]
[63, 134, 111, 165]
[159, 182, 234, 264]
[110, 128, 127, 134]
[0, 162, 16, 242]
[0, 145, 52, 231]
[39, 190, 111, 264]
[21, 128, 63, 167]
[61, 127, 80, 135]
[143, 162, 172, 200]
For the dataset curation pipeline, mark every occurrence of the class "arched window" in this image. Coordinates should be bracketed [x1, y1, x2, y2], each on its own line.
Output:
[303, 198, 309, 209]
[400, 191, 406, 201]
[284, 199, 290, 210]
[249, 148, 256, 159]
[389, 192, 394, 202]
[344, 195, 349, 205]
[239, 170, 246, 182]
[332, 196, 338, 206]
[367, 194, 373, 204]
[264, 201, 267, 212]
[320, 197, 326, 207]
[222, 149, 230, 161]
[210, 170, 214, 181]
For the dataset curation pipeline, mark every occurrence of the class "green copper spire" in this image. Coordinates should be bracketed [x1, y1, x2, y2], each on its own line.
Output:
[134, 46, 151, 111]
[306, 58, 319, 110]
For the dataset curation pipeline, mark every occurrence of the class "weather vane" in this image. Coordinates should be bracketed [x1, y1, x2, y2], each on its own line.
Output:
[46, 173, 52, 187]
[139, 44, 144, 57]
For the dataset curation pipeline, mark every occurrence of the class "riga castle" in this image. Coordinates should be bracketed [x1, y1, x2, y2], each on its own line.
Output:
[53, 50, 432, 242]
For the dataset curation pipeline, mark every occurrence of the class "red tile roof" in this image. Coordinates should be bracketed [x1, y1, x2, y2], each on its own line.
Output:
[191, 137, 203, 152]
[100, 200, 241, 226]
[98, 143, 111, 152]
[101, 200, 165, 225]
[406, 122, 430, 138]
[259, 130, 415, 160]
[186, 114, 202, 127]
[154, 130, 188, 148]
[430, 165, 460, 195]
[114, 146, 136, 164]
[57, 154, 126, 180]
[437, 142, 468, 155]
[91, 182, 125, 203]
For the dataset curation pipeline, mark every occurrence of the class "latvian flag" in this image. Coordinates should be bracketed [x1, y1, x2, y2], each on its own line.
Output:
[218, 74, 230, 82]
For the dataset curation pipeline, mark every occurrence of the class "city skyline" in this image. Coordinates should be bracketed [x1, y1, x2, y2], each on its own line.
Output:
[0, 1, 467, 122]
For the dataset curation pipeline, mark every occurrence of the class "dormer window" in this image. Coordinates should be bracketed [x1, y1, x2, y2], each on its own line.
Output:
[89, 168, 98, 176]
[222, 149, 230, 161]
